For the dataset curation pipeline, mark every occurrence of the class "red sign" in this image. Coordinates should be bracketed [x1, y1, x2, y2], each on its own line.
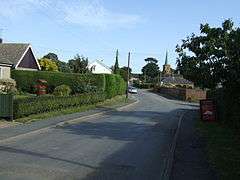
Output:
[200, 99, 216, 122]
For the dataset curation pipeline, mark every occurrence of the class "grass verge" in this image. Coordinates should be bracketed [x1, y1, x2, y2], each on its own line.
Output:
[197, 121, 240, 180]
[14, 95, 132, 124]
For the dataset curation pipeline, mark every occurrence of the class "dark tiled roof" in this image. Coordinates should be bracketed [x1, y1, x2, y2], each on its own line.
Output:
[0, 43, 30, 65]
[161, 76, 193, 85]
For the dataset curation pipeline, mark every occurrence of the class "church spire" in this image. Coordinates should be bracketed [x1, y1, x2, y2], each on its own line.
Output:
[165, 51, 168, 65]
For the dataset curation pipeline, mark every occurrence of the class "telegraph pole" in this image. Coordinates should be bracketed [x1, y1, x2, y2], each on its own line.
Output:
[126, 52, 131, 99]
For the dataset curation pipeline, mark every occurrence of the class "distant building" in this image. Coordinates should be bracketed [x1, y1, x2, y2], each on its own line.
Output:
[161, 51, 194, 88]
[88, 60, 112, 74]
[162, 51, 174, 76]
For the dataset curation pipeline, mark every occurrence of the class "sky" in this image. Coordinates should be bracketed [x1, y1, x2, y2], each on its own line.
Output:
[0, 0, 239, 73]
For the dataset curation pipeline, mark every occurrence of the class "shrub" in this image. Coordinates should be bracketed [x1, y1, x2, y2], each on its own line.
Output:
[0, 79, 16, 94]
[11, 70, 105, 94]
[104, 74, 127, 98]
[13, 92, 106, 118]
[53, 85, 71, 97]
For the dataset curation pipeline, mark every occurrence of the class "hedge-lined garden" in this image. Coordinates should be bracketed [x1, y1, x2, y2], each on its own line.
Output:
[11, 70, 106, 94]
[11, 70, 126, 119]
[14, 92, 105, 118]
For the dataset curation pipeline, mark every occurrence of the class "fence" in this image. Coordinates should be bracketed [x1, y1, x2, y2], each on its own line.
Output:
[0, 94, 13, 120]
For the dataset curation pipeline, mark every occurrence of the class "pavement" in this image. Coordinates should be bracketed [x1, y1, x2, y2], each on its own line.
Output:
[170, 110, 218, 180]
[0, 90, 200, 180]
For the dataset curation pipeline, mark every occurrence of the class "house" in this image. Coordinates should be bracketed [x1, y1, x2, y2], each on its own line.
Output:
[161, 76, 194, 89]
[88, 60, 112, 74]
[0, 40, 41, 80]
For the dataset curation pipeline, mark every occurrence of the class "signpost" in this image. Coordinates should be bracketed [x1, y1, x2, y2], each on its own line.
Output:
[200, 99, 216, 122]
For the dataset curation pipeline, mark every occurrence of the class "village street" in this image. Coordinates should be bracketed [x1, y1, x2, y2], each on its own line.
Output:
[0, 90, 199, 180]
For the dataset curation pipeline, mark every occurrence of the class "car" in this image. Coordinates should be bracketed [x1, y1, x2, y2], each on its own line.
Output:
[128, 86, 138, 94]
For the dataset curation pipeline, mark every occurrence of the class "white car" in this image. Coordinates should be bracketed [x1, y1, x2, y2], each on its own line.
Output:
[128, 86, 138, 94]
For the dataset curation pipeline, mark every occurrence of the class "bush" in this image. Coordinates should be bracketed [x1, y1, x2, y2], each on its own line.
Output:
[104, 74, 126, 99]
[53, 85, 71, 97]
[0, 79, 16, 94]
[207, 88, 240, 129]
[13, 92, 105, 118]
[11, 70, 105, 94]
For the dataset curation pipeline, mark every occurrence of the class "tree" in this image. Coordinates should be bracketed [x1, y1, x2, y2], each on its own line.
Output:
[38, 58, 58, 71]
[142, 57, 160, 82]
[43, 52, 71, 73]
[176, 19, 239, 89]
[145, 57, 158, 64]
[119, 66, 132, 81]
[68, 54, 89, 74]
[113, 49, 119, 74]
[43, 53, 58, 61]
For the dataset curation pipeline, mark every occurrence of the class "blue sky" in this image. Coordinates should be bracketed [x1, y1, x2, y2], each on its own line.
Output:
[0, 0, 239, 73]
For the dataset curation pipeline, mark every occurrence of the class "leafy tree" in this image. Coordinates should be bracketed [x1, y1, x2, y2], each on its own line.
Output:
[68, 54, 89, 74]
[176, 19, 239, 89]
[145, 57, 158, 64]
[38, 58, 58, 71]
[113, 49, 119, 74]
[142, 57, 160, 82]
[43, 53, 58, 61]
[119, 66, 132, 81]
[43, 53, 71, 73]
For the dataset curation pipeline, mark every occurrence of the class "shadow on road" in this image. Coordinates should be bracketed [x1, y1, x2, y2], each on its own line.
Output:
[0, 107, 195, 180]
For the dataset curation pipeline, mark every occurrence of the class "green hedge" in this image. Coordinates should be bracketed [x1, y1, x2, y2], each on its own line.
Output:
[105, 74, 126, 99]
[12, 71, 126, 119]
[14, 92, 105, 119]
[207, 88, 240, 129]
[11, 70, 105, 94]
[11, 71, 126, 98]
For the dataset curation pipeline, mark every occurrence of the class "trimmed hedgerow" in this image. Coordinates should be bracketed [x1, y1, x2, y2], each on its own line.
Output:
[13, 92, 105, 119]
[11, 70, 105, 94]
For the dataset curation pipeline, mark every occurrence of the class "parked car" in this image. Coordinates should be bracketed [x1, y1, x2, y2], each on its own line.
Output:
[128, 86, 138, 94]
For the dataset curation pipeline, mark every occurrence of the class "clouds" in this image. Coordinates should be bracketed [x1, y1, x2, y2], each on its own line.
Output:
[0, 0, 141, 29]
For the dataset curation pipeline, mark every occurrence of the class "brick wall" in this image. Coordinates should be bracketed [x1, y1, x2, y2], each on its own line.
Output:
[159, 87, 206, 101]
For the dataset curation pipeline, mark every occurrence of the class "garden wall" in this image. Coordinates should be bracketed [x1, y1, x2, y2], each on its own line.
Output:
[159, 87, 206, 101]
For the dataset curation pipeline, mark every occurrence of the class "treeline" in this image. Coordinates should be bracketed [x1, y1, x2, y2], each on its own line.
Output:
[176, 19, 240, 129]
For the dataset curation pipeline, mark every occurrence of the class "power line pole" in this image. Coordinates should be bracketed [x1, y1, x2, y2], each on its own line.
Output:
[126, 52, 131, 99]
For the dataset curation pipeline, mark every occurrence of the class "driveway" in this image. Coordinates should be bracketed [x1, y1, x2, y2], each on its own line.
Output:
[0, 90, 198, 180]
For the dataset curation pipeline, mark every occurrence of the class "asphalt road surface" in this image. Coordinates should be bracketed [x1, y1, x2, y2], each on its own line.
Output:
[0, 90, 198, 180]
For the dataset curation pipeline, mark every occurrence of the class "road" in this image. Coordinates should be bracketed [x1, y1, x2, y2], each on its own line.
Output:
[0, 90, 198, 180]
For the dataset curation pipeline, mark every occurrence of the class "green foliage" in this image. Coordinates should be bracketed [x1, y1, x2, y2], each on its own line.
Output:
[176, 19, 240, 90]
[11, 70, 126, 97]
[39, 58, 59, 72]
[142, 60, 160, 81]
[105, 74, 126, 99]
[113, 49, 119, 74]
[119, 66, 132, 81]
[53, 85, 71, 97]
[13, 92, 105, 119]
[11, 70, 105, 94]
[43, 53, 58, 61]
[145, 57, 158, 64]
[68, 54, 89, 74]
[208, 88, 240, 129]
[43, 53, 71, 73]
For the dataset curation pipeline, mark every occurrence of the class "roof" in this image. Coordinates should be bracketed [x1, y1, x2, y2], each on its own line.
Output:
[161, 76, 193, 85]
[89, 60, 112, 72]
[0, 43, 30, 65]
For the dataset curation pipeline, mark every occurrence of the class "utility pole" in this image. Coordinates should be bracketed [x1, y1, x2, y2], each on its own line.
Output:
[126, 52, 131, 99]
